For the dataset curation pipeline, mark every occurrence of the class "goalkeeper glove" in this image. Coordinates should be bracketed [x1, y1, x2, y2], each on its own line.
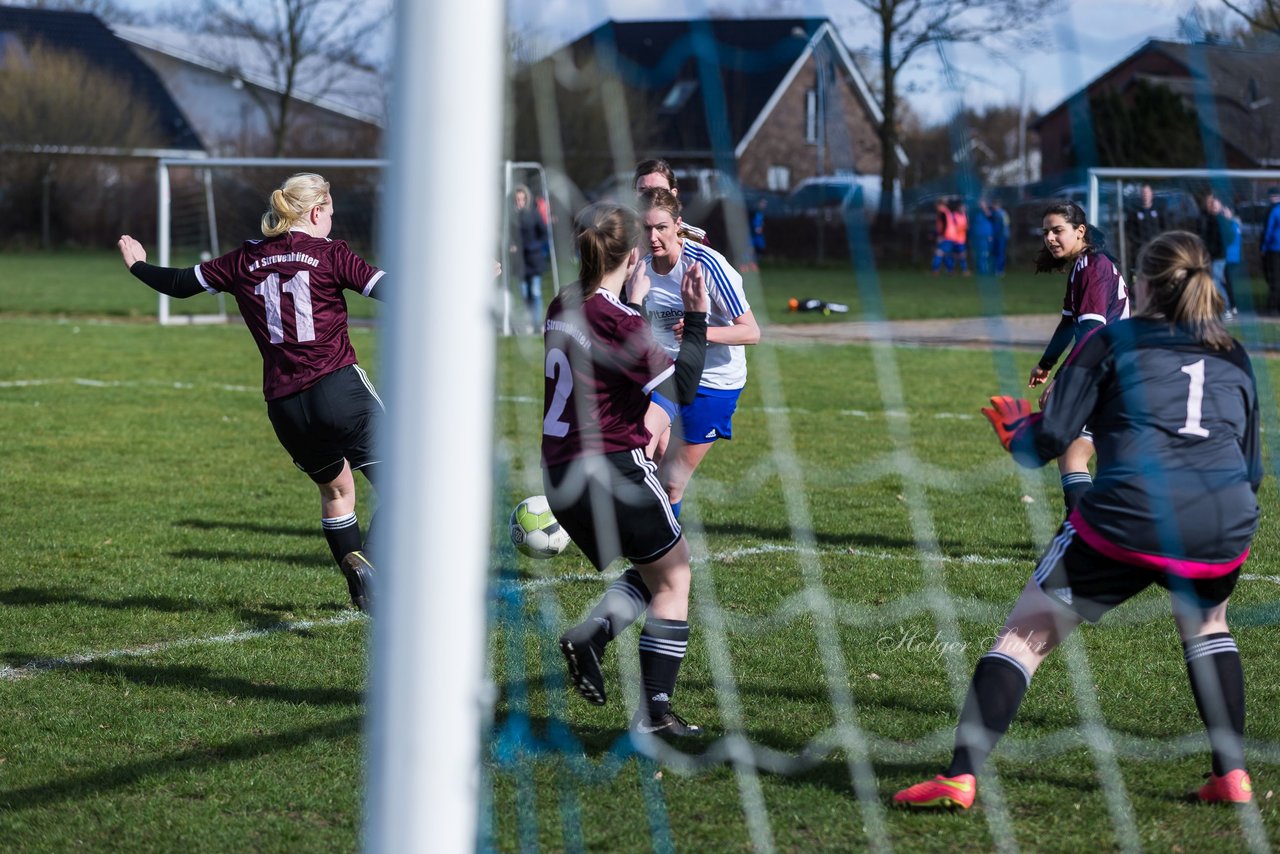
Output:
[981, 395, 1032, 452]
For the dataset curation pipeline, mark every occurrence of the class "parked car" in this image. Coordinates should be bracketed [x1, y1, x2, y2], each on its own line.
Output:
[785, 174, 900, 218]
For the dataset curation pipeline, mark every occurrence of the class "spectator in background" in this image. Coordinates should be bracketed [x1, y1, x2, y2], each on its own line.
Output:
[747, 198, 767, 272]
[1195, 191, 1228, 313]
[950, 199, 971, 276]
[509, 184, 549, 333]
[1125, 183, 1163, 278]
[971, 198, 995, 275]
[1261, 187, 1280, 314]
[931, 197, 967, 276]
[1222, 200, 1243, 318]
[991, 197, 1010, 277]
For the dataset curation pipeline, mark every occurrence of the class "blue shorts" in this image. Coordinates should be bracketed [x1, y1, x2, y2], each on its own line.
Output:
[651, 390, 678, 424]
[675, 387, 741, 444]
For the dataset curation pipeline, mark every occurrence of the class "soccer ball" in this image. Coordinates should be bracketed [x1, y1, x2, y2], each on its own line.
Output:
[509, 495, 571, 559]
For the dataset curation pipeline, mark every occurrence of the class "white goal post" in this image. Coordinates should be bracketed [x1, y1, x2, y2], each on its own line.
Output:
[1086, 166, 1280, 277]
[155, 156, 387, 325]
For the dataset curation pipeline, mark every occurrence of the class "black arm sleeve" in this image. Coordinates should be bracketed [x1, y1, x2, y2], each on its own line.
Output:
[653, 312, 707, 405]
[367, 275, 388, 302]
[128, 261, 204, 298]
[1038, 315, 1076, 370]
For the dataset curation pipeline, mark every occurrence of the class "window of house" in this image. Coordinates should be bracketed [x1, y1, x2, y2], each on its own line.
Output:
[766, 166, 790, 192]
[661, 80, 698, 113]
[0, 32, 32, 69]
[805, 88, 817, 143]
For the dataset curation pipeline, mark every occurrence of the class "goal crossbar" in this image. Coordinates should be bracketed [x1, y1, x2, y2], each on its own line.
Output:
[1087, 167, 1280, 276]
[155, 157, 389, 325]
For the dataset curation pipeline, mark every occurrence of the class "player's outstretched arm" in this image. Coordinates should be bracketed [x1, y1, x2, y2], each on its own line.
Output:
[118, 234, 204, 298]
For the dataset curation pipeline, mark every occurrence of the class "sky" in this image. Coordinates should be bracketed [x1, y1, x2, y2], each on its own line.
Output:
[116, 0, 1231, 126]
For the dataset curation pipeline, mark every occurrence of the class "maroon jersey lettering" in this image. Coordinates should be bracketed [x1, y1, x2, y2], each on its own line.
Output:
[1062, 251, 1129, 329]
[195, 232, 384, 400]
[541, 288, 674, 467]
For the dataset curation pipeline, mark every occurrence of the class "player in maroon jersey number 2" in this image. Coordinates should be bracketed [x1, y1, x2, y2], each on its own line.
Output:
[544, 201, 710, 738]
[117, 173, 384, 613]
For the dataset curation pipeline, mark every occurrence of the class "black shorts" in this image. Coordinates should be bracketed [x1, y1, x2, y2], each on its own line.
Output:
[543, 449, 681, 572]
[1033, 522, 1239, 624]
[265, 364, 383, 484]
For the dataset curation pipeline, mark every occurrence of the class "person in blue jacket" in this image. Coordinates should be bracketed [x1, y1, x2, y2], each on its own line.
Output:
[971, 198, 996, 275]
[1260, 186, 1280, 314]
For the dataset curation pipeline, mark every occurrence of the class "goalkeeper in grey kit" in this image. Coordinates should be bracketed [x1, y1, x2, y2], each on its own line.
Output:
[896, 231, 1259, 809]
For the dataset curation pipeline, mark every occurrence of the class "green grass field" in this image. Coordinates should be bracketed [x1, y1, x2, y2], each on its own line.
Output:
[3, 253, 1279, 851]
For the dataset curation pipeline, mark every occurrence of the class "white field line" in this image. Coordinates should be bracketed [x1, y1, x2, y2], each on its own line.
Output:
[13, 561, 1275, 681]
[0, 611, 365, 682]
[1243, 574, 1280, 586]
[0, 377, 257, 394]
[508, 547, 1280, 592]
[499, 543, 1022, 593]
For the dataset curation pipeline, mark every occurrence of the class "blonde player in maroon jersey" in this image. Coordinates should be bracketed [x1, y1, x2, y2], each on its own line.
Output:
[117, 173, 384, 613]
[545, 201, 710, 738]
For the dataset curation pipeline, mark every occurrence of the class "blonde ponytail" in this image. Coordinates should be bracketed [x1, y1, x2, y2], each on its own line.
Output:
[260, 173, 330, 237]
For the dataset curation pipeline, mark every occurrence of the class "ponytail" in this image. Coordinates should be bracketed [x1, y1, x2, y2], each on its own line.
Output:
[1135, 230, 1232, 349]
[573, 202, 641, 298]
[260, 173, 330, 237]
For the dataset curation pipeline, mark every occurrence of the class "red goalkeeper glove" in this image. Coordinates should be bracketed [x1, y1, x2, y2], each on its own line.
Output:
[981, 395, 1032, 452]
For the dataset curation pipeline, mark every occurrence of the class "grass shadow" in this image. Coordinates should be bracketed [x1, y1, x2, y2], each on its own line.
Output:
[0, 715, 362, 812]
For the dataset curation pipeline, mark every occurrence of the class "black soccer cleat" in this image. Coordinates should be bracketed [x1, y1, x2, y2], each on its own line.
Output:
[559, 636, 606, 706]
[632, 710, 703, 738]
[340, 550, 374, 614]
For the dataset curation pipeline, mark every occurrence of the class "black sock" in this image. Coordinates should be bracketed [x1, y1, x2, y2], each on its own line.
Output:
[321, 512, 362, 569]
[1183, 632, 1247, 776]
[639, 618, 689, 720]
[1061, 472, 1092, 514]
[565, 569, 652, 651]
[946, 653, 1032, 777]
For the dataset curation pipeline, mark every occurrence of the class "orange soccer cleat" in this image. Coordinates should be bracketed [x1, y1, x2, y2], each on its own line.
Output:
[892, 774, 977, 810]
[1198, 769, 1253, 804]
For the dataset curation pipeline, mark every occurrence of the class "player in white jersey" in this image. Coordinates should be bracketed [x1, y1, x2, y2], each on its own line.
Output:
[636, 188, 760, 518]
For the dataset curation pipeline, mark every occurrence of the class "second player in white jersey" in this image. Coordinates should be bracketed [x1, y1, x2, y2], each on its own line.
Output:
[634, 187, 760, 520]
[643, 238, 749, 390]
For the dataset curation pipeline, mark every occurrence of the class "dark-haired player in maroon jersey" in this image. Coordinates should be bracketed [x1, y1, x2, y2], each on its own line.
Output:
[546, 201, 709, 738]
[117, 173, 382, 613]
[1029, 201, 1129, 514]
[897, 231, 1259, 809]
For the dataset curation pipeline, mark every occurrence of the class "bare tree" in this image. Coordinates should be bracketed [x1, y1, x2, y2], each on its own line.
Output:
[1221, 0, 1280, 37]
[0, 41, 163, 246]
[183, 0, 389, 156]
[840, 0, 1051, 229]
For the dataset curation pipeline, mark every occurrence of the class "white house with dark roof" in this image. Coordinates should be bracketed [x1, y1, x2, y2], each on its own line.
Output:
[113, 24, 386, 156]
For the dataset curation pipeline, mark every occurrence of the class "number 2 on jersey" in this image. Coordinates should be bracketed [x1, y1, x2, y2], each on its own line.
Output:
[1178, 359, 1210, 438]
[255, 271, 315, 344]
[544, 348, 572, 438]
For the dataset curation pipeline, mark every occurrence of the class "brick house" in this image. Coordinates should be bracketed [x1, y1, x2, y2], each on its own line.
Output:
[1035, 38, 1280, 178]
[541, 17, 904, 199]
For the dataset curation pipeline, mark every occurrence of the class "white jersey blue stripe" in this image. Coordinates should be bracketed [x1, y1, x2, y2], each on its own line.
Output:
[642, 241, 750, 391]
